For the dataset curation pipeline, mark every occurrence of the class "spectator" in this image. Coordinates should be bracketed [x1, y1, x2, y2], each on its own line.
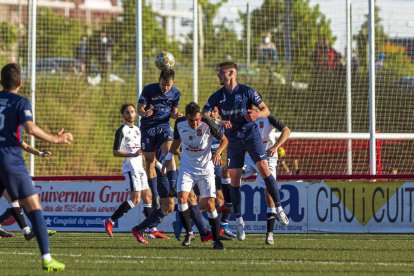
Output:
[313, 37, 340, 70]
[258, 33, 279, 65]
[99, 32, 114, 80]
[75, 35, 89, 81]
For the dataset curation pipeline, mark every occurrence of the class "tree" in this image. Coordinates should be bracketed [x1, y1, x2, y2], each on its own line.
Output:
[240, 0, 335, 81]
[0, 22, 17, 51]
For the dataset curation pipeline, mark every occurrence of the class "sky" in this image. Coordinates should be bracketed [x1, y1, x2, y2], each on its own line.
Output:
[146, 0, 414, 54]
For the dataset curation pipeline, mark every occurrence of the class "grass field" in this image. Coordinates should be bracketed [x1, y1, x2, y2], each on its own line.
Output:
[1, 232, 414, 275]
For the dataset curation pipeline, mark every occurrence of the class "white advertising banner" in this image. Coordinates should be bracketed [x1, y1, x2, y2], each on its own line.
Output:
[308, 181, 414, 233]
[0, 180, 308, 234]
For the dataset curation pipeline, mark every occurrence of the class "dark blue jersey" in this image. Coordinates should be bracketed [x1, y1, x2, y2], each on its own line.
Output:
[138, 83, 181, 130]
[0, 90, 33, 168]
[203, 84, 262, 136]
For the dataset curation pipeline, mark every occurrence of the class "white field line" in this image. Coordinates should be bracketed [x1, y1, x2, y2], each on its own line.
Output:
[1, 251, 413, 267]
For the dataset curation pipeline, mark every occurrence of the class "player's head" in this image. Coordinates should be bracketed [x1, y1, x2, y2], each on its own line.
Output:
[216, 61, 238, 86]
[1, 63, 22, 91]
[210, 106, 219, 119]
[120, 103, 136, 124]
[185, 101, 202, 129]
[159, 69, 175, 94]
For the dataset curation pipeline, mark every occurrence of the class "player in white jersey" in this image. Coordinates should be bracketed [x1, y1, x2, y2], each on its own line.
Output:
[242, 106, 291, 244]
[104, 104, 152, 240]
[162, 102, 228, 250]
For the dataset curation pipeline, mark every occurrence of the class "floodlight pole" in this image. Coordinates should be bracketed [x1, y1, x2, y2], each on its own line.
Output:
[346, 0, 352, 175]
[193, 0, 198, 102]
[29, 0, 37, 176]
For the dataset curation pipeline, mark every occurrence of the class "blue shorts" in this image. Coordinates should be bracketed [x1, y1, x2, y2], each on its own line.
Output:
[155, 167, 175, 198]
[226, 124, 267, 169]
[0, 166, 37, 201]
[141, 124, 173, 153]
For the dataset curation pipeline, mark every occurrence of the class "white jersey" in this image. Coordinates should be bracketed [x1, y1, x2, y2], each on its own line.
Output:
[174, 116, 224, 175]
[255, 115, 286, 150]
[113, 124, 144, 173]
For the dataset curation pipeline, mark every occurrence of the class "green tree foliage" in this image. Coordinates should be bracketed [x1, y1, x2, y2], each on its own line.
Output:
[0, 22, 17, 51]
[35, 9, 84, 59]
[240, 0, 335, 80]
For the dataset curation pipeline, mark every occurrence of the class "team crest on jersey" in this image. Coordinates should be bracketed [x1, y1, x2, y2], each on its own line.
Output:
[235, 94, 242, 103]
[259, 121, 264, 128]
[189, 136, 193, 140]
[196, 129, 202, 136]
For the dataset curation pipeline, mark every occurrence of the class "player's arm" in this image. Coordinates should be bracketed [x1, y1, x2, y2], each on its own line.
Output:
[23, 121, 73, 144]
[202, 117, 228, 165]
[20, 141, 52, 158]
[266, 115, 291, 157]
[246, 101, 270, 122]
[112, 127, 141, 158]
[137, 103, 153, 117]
[161, 138, 181, 175]
[113, 149, 141, 158]
[170, 106, 183, 119]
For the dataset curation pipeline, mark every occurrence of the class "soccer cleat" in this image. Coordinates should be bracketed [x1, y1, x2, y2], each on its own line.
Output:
[220, 223, 237, 238]
[219, 233, 233, 241]
[148, 230, 169, 239]
[104, 220, 114, 238]
[24, 231, 35, 241]
[182, 233, 195, 247]
[277, 210, 289, 226]
[47, 230, 57, 237]
[0, 225, 13, 238]
[42, 258, 65, 272]
[213, 240, 226, 250]
[172, 221, 183, 241]
[236, 223, 245, 241]
[265, 232, 274, 245]
[132, 228, 148, 244]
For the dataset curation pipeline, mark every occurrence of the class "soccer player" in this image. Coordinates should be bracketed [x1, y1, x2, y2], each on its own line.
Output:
[203, 61, 288, 241]
[242, 107, 291, 244]
[137, 68, 182, 195]
[104, 104, 153, 240]
[0, 63, 72, 271]
[162, 102, 228, 250]
[208, 106, 236, 238]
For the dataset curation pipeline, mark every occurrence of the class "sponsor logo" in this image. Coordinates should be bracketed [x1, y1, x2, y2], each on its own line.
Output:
[197, 129, 202, 136]
[24, 110, 32, 117]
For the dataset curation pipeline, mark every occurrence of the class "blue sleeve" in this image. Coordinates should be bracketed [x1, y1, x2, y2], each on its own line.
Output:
[18, 98, 33, 124]
[248, 88, 263, 107]
[203, 92, 218, 112]
[173, 90, 180, 108]
[138, 87, 148, 104]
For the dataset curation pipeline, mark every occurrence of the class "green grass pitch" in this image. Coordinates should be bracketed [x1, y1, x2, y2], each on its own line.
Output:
[1, 232, 414, 275]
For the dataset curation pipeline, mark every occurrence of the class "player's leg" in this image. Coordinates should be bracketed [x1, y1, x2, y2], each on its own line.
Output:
[264, 189, 276, 245]
[227, 138, 246, 240]
[219, 165, 236, 237]
[198, 174, 225, 250]
[176, 171, 195, 246]
[104, 172, 140, 237]
[188, 188, 209, 241]
[160, 139, 177, 194]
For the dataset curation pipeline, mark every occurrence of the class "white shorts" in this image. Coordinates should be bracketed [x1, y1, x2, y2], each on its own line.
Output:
[243, 154, 277, 188]
[177, 170, 216, 198]
[123, 170, 149, 192]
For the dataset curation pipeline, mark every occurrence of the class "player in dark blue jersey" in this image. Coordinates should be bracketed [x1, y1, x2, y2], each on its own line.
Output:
[135, 69, 182, 237]
[203, 61, 288, 241]
[0, 63, 73, 271]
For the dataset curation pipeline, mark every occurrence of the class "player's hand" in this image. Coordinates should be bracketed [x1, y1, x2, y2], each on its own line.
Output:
[221, 120, 233, 129]
[40, 151, 52, 158]
[266, 146, 277, 157]
[212, 152, 222, 166]
[132, 149, 142, 157]
[57, 129, 73, 144]
[171, 112, 183, 119]
[144, 109, 153, 117]
[161, 160, 170, 176]
[245, 109, 259, 122]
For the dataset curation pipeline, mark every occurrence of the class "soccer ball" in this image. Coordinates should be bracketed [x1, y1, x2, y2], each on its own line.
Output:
[277, 147, 286, 158]
[155, 50, 175, 70]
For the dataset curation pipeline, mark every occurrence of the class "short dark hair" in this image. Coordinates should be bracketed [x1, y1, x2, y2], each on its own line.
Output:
[217, 61, 238, 71]
[185, 101, 201, 117]
[120, 103, 135, 114]
[1, 63, 21, 90]
[159, 69, 175, 81]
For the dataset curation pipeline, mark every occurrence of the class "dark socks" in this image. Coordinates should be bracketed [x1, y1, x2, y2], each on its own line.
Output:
[179, 209, 192, 233]
[208, 217, 220, 241]
[111, 201, 133, 221]
[26, 210, 49, 255]
[10, 207, 28, 229]
[230, 186, 242, 218]
[134, 209, 164, 231]
[267, 212, 277, 233]
[189, 205, 208, 236]
[263, 175, 282, 208]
